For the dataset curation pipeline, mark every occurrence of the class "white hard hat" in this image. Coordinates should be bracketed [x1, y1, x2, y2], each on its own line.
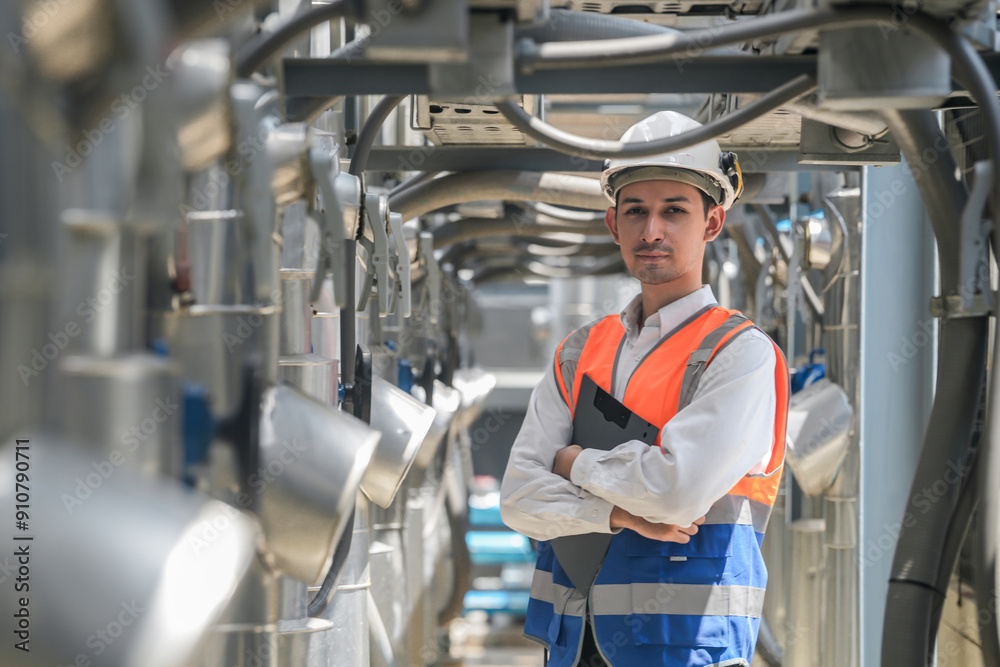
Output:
[600, 111, 744, 210]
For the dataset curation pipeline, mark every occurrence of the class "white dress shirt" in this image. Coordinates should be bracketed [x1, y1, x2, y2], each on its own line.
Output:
[499, 285, 778, 542]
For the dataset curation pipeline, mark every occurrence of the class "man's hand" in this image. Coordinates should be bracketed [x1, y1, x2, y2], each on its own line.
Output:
[553, 445, 583, 480]
[610, 506, 706, 543]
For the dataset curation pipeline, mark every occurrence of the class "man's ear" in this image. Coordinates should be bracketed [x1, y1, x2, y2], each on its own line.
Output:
[605, 207, 620, 244]
[704, 205, 725, 242]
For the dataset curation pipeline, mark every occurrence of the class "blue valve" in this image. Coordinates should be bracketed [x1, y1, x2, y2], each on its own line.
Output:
[182, 382, 215, 484]
[398, 358, 414, 393]
[791, 348, 826, 394]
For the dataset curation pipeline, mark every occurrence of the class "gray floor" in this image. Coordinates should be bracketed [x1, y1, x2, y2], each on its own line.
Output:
[449, 612, 543, 667]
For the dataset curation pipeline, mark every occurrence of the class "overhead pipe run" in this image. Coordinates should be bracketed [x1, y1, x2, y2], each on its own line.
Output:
[288, 9, 692, 123]
[784, 95, 889, 139]
[389, 171, 608, 220]
[515, 6, 927, 71]
[431, 218, 607, 249]
[525, 202, 605, 223]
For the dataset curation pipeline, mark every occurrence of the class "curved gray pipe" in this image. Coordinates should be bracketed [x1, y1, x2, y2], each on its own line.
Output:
[517, 9, 683, 42]
[526, 201, 605, 223]
[785, 95, 888, 138]
[432, 217, 606, 249]
[878, 109, 989, 665]
[389, 171, 607, 220]
[470, 255, 624, 283]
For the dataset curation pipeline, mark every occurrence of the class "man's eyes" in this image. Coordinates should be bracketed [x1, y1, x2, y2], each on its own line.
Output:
[625, 207, 687, 215]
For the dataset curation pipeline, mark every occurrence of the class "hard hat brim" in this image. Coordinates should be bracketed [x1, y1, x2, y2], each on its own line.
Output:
[601, 164, 736, 210]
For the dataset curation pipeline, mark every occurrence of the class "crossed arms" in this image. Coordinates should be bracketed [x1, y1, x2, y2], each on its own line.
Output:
[499, 330, 777, 543]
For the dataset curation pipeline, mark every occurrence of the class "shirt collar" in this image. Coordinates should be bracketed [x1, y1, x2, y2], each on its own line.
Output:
[619, 285, 719, 339]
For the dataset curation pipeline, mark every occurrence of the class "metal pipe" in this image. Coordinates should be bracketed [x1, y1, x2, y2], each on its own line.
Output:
[786, 519, 826, 667]
[389, 171, 608, 220]
[368, 590, 402, 667]
[878, 109, 989, 665]
[819, 188, 862, 667]
[432, 218, 606, 249]
[517, 6, 925, 70]
[525, 202, 605, 223]
[784, 95, 888, 137]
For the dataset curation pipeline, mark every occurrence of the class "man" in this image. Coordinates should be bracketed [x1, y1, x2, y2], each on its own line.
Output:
[500, 111, 789, 667]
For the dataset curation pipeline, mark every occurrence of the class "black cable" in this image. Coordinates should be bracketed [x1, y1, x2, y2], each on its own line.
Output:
[235, 0, 356, 78]
[495, 74, 815, 160]
[518, 6, 890, 70]
[349, 95, 406, 176]
[307, 507, 356, 617]
[337, 95, 404, 406]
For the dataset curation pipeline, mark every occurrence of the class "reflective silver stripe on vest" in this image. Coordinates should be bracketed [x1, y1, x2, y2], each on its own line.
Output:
[529, 568, 587, 618]
[704, 494, 773, 534]
[677, 313, 750, 411]
[555, 319, 601, 411]
[591, 583, 766, 618]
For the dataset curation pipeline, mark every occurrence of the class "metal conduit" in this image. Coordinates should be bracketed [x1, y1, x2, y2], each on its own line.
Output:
[431, 218, 606, 249]
[389, 171, 608, 220]
[878, 109, 989, 665]
[525, 202, 606, 223]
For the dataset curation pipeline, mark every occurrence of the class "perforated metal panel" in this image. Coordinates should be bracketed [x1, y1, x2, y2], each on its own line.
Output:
[413, 96, 537, 145]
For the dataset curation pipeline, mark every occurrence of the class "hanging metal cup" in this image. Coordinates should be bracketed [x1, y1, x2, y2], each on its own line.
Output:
[785, 378, 854, 496]
[361, 377, 437, 508]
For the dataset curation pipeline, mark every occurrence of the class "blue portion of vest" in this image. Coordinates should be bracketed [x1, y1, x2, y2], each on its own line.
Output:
[525, 521, 768, 667]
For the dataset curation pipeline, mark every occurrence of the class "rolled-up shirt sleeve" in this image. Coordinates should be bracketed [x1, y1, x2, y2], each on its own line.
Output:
[568, 330, 777, 527]
[500, 367, 616, 541]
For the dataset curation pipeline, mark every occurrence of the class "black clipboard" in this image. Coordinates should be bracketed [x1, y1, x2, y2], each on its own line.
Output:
[550, 373, 660, 595]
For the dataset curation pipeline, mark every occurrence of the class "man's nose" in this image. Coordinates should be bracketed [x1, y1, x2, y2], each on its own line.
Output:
[641, 214, 666, 243]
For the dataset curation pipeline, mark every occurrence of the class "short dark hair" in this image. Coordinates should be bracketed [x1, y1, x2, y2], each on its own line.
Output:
[614, 188, 716, 216]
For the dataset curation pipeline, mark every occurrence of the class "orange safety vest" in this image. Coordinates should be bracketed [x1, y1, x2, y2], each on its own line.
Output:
[525, 304, 789, 667]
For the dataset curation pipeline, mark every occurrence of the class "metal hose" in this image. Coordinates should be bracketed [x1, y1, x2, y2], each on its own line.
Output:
[431, 217, 606, 249]
[526, 202, 605, 223]
[494, 74, 815, 160]
[389, 171, 607, 219]
[516, 9, 681, 42]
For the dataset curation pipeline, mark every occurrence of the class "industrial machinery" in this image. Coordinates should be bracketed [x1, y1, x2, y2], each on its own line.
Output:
[1, 0, 999, 665]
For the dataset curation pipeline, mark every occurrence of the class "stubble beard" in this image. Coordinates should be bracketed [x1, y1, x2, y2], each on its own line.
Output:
[627, 252, 696, 285]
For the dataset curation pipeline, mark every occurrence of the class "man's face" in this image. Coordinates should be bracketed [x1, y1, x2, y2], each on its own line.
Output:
[604, 179, 725, 286]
